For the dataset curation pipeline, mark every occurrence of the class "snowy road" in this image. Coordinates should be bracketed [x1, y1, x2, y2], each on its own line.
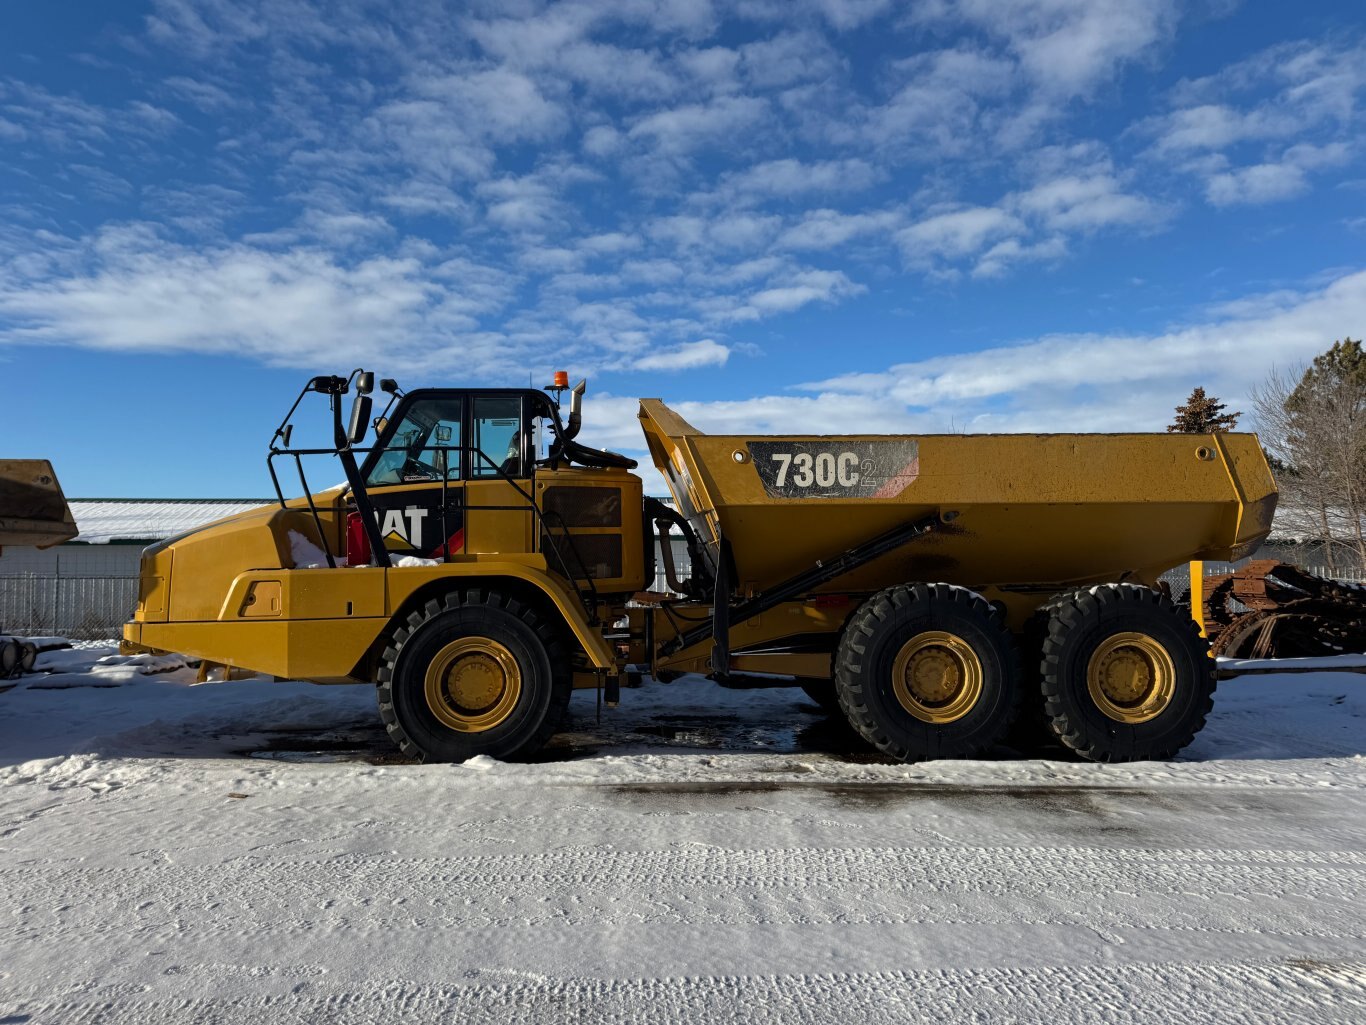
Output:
[2, 652, 1365, 1023]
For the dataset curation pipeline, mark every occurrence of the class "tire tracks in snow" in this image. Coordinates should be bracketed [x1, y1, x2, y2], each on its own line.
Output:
[6, 843, 1364, 946]
[5, 960, 1365, 1024]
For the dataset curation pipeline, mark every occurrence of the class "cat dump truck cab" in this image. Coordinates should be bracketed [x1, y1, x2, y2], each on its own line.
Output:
[124, 370, 1277, 765]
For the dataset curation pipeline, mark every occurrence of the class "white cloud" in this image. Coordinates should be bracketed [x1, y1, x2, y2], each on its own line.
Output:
[412, 68, 565, 146]
[634, 338, 730, 371]
[707, 213, 783, 250]
[628, 95, 768, 156]
[1205, 141, 1353, 206]
[161, 75, 241, 113]
[477, 175, 569, 234]
[675, 46, 740, 94]
[470, 10, 679, 102]
[735, 268, 865, 319]
[794, 268, 1366, 430]
[0, 81, 179, 151]
[866, 46, 1016, 159]
[812, 0, 892, 30]
[378, 181, 470, 219]
[1146, 103, 1281, 154]
[778, 208, 902, 250]
[718, 158, 885, 201]
[1142, 38, 1366, 203]
[738, 31, 842, 88]
[1015, 174, 1166, 231]
[296, 209, 394, 247]
[888, 162, 1164, 275]
[0, 225, 506, 370]
[917, 0, 1180, 98]
[580, 232, 642, 257]
[971, 235, 1066, 278]
[898, 207, 1024, 263]
[581, 124, 623, 157]
[363, 100, 495, 182]
[1205, 162, 1308, 206]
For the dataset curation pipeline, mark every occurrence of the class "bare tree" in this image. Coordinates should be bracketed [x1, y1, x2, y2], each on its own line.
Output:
[1253, 340, 1366, 574]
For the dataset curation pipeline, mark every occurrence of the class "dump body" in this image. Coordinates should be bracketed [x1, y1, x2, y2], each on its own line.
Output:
[0, 460, 77, 550]
[638, 400, 1277, 599]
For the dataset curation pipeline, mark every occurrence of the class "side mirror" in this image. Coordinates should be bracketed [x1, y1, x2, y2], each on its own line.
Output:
[381, 379, 400, 395]
[357, 371, 374, 395]
[348, 395, 372, 445]
[279, 424, 293, 448]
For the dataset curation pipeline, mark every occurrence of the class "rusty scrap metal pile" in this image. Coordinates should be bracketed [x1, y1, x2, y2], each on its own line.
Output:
[1200, 560, 1366, 659]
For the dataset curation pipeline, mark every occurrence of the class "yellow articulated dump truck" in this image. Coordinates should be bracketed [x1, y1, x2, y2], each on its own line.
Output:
[122, 371, 1277, 764]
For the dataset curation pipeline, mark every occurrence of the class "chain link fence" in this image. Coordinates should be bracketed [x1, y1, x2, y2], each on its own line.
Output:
[0, 575, 139, 641]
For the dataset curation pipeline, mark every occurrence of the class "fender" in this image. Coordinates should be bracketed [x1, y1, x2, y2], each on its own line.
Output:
[383, 560, 615, 670]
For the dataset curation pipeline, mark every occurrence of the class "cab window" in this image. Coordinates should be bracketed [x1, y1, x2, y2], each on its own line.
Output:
[472, 396, 526, 478]
[366, 398, 462, 486]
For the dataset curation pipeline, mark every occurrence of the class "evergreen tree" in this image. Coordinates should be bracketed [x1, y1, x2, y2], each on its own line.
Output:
[1167, 387, 1241, 433]
[1286, 339, 1366, 424]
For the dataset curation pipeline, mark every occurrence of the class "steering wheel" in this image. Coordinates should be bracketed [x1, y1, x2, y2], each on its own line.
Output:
[401, 456, 442, 480]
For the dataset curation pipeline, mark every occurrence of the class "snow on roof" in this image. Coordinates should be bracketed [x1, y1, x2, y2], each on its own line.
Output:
[68, 499, 274, 544]
[62, 496, 684, 545]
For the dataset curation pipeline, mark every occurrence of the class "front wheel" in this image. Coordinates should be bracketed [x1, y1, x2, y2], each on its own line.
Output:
[376, 590, 571, 762]
[835, 583, 1021, 761]
[1039, 584, 1214, 762]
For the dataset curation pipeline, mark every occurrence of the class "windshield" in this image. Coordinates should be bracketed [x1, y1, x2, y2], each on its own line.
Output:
[366, 397, 463, 486]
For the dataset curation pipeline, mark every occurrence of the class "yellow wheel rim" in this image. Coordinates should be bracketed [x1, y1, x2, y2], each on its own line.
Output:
[891, 631, 984, 724]
[1086, 631, 1175, 724]
[423, 636, 522, 733]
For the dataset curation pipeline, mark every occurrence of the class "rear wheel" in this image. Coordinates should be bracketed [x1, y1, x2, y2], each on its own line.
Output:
[835, 583, 1021, 761]
[1039, 584, 1214, 762]
[376, 590, 571, 762]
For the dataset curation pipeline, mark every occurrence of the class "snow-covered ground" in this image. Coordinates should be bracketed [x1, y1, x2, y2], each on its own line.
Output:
[2, 648, 1364, 1023]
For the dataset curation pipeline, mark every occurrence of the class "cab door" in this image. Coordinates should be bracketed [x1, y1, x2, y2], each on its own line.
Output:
[462, 394, 536, 557]
[360, 396, 466, 560]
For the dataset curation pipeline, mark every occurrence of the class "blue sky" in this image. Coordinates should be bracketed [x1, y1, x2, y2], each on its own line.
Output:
[1, 0, 1363, 497]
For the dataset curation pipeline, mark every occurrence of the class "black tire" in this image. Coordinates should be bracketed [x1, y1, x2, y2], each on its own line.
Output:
[797, 678, 841, 713]
[1039, 584, 1214, 762]
[835, 583, 1022, 761]
[376, 589, 571, 763]
[1004, 597, 1073, 756]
